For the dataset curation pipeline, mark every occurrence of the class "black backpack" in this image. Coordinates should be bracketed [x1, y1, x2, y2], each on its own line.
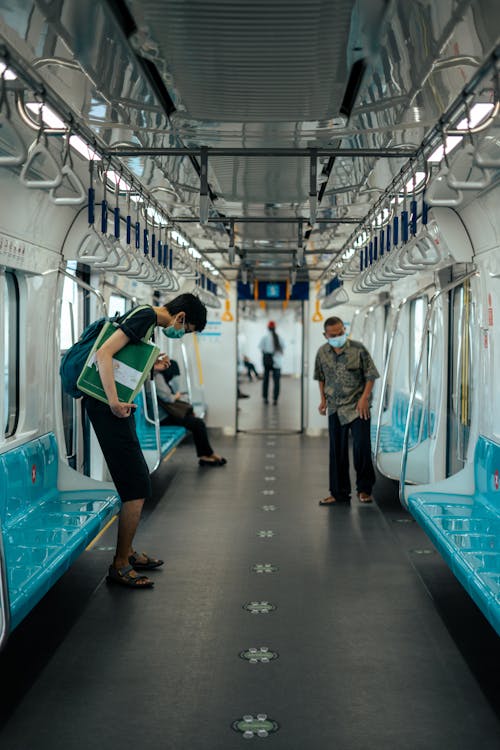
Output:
[59, 317, 110, 398]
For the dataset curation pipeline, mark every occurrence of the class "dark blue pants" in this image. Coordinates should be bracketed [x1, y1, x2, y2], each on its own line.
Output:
[328, 413, 376, 499]
[262, 367, 281, 402]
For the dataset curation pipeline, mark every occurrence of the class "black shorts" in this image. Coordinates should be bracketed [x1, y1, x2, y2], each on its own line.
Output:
[83, 397, 151, 502]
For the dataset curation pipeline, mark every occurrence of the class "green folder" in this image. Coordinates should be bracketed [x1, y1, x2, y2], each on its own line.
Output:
[77, 321, 160, 404]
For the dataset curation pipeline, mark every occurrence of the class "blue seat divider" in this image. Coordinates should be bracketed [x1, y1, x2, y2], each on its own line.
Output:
[133, 396, 186, 460]
[407, 435, 500, 636]
[0, 433, 120, 630]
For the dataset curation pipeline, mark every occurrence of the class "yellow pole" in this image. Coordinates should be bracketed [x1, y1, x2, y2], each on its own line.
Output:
[193, 333, 204, 386]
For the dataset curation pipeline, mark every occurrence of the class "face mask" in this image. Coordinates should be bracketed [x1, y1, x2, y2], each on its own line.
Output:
[162, 325, 186, 339]
[328, 334, 347, 348]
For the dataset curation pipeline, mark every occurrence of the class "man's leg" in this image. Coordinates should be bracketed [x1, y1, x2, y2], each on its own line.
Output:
[262, 367, 270, 401]
[351, 417, 376, 495]
[272, 368, 281, 403]
[113, 499, 153, 584]
[328, 413, 351, 501]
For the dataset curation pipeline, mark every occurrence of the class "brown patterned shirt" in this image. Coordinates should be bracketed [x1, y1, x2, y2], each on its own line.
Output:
[314, 339, 380, 425]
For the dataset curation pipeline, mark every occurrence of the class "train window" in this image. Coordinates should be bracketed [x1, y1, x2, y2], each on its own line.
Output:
[3, 272, 20, 437]
[447, 280, 473, 476]
[109, 293, 128, 317]
[59, 264, 83, 469]
[409, 297, 427, 395]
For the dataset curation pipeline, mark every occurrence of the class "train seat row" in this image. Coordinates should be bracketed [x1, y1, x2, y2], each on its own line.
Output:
[407, 435, 500, 635]
[372, 391, 435, 453]
[0, 433, 119, 629]
[133, 391, 187, 470]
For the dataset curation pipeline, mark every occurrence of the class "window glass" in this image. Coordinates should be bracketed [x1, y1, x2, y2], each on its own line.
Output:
[59, 263, 82, 468]
[3, 272, 19, 437]
[60, 261, 79, 351]
[109, 293, 127, 317]
[409, 298, 426, 380]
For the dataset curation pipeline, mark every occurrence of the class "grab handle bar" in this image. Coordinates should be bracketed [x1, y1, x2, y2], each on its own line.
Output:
[446, 142, 491, 190]
[425, 165, 463, 207]
[0, 72, 27, 167]
[49, 163, 86, 205]
[93, 237, 121, 269]
[0, 112, 27, 166]
[473, 126, 500, 168]
[76, 229, 108, 264]
[20, 138, 62, 189]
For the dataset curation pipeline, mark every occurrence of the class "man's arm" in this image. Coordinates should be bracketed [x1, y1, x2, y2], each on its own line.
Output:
[318, 380, 327, 415]
[95, 329, 136, 418]
[356, 378, 375, 420]
[314, 351, 327, 415]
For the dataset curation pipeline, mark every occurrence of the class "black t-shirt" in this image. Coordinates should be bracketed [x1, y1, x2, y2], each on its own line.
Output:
[116, 305, 157, 343]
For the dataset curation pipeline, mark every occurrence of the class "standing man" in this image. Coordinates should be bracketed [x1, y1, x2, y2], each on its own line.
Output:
[259, 320, 285, 405]
[314, 316, 379, 505]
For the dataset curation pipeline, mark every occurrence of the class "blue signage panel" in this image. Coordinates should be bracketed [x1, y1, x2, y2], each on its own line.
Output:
[237, 281, 309, 301]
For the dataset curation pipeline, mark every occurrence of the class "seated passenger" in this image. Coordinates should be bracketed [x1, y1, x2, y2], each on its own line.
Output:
[243, 355, 260, 381]
[154, 360, 227, 467]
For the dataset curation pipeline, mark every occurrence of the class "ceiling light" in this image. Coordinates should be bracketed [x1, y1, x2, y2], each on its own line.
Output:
[342, 248, 356, 260]
[456, 102, 496, 130]
[69, 135, 101, 162]
[427, 136, 462, 162]
[26, 102, 65, 129]
[104, 169, 131, 191]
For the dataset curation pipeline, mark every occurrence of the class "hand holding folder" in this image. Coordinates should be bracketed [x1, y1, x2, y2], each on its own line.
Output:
[77, 321, 160, 406]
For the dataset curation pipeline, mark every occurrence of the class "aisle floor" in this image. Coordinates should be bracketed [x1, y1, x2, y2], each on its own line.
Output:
[1, 407, 500, 749]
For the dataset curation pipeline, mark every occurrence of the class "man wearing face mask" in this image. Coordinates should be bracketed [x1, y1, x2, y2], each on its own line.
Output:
[314, 316, 379, 506]
[84, 293, 207, 589]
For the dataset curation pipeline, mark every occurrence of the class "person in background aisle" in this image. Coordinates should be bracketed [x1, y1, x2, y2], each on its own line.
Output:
[84, 293, 207, 589]
[259, 320, 285, 404]
[243, 355, 260, 382]
[314, 316, 379, 506]
[154, 360, 227, 467]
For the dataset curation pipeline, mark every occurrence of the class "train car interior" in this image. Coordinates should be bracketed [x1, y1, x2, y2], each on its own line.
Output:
[1, 1, 500, 747]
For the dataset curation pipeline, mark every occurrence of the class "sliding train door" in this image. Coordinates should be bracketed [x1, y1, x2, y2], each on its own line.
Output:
[446, 278, 473, 477]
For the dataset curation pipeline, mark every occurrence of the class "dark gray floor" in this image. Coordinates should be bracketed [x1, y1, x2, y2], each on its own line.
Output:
[237, 375, 302, 432]
[1, 416, 500, 749]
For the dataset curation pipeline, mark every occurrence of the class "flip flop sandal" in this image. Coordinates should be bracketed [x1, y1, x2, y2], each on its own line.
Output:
[129, 552, 164, 570]
[107, 564, 154, 588]
[358, 493, 374, 503]
[318, 496, 337, 506]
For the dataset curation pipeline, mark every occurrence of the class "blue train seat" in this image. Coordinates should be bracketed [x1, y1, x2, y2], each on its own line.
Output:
[133, 396, 186, 462]
[371, 391, 434, 453]
[0, 433, 120, 630]
[407, 435, 500, 636]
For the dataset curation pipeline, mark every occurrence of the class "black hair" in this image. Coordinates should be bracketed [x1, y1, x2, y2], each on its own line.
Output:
[164, 293, 207, 332]
[162, 359, 180, 383]
[324, 316, 344, 330]
[270, 329, 282, 353]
